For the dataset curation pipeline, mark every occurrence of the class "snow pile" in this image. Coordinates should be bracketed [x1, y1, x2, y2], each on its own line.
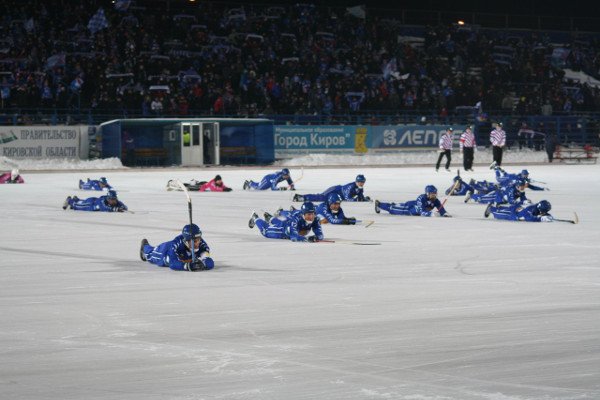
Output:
[0, 157, 123, 171]
[0, 148, 550, 171]
[278, 148, 549, 166]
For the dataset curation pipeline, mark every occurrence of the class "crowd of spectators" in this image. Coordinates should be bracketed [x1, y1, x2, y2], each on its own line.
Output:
[1, 0, 600, 122]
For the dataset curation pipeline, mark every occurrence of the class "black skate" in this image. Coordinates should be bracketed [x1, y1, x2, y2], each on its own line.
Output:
[62, 196, 72, 210]
[484, 203, 492, 218]
[464, 191, 472, 203]
[140, 239, 149, 261]
[248, 212, 259, 228]
[263, 212, 273, 223]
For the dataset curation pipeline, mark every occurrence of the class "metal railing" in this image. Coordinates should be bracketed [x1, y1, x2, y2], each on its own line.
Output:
[0, 106, 598, 124]
[1, 107, 599, 146]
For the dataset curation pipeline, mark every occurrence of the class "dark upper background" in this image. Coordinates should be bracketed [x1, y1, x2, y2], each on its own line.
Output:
[202, 0, 598, 19]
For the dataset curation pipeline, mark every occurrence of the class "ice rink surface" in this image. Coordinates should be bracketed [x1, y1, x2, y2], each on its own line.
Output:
[1, 164, 599, 400]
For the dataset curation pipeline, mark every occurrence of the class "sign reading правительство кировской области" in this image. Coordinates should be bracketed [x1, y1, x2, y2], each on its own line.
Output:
[0, 126, 81, 159]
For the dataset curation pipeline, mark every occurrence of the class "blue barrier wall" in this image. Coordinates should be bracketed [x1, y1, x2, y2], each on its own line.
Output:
[100, 118, 274, 165]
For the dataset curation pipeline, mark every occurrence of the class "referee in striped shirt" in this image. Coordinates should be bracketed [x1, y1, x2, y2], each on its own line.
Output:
[435, 127, 454, 172]
[490, 122, 506, 168]
[460, 124, 476, 171]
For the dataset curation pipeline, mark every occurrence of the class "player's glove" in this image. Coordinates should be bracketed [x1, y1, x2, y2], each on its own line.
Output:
[442, 213, 452, 218]
[363, 196, 371, 202]
[278, 187, 288, 191]
[223, 187, 233, 192]
[544, 187, 550, 191]
[307, 235, 318, 243]
[540, 216, 554, 222]
[342, 217, 357, 225]
[186, 259, 206, 271]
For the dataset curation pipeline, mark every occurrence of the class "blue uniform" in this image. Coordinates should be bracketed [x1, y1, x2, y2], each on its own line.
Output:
[445, 177, 475, 196]
[255, 211, 324, 242]
[79, 179, 112, 191]
[494, 185, 527, 205]
[470, 180, 498, 193]
[495, 169, 545, 191]
[379, 194, 447, 216]
[67, 195, 128, 212]
[142, 234, 213, 271]
[315, 202, 351, 224]
[490, 204, 554, 222]
[248, 171, 293, 190]
[524, 181, 545, 191]
[303, 182, 367, 202]
[471, 181, 528, 205]
[470, 190, 497, 204]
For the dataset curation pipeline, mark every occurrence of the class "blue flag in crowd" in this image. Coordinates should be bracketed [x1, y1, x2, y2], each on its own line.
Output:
[114, 0, 131, 11]
[70, 76, 84, 93]
[45, 54, 66, 70]
[88, 8, 109, 34]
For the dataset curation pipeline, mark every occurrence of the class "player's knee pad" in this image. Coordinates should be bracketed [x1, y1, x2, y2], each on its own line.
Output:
[203, 257, 215, 270]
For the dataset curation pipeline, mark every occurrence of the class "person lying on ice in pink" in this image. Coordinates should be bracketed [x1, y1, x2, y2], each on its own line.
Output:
[195, 175, 232, 192]
[0, 169, 24, 184]
[167, 175, 232, 192]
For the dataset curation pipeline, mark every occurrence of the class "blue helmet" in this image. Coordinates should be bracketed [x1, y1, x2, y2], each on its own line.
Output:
[182, 224, 202, 241]
[513, 179, 527, 192]
[281, 168, 290, 176]
[107, 190, 118, 199]
[520, 169, 529, 177]
[301, 201, 316, 214]
[327, 193, 342, 205]
[537, 200, 551, 214]
[515, 178, 526, 187]
[425, 185, 437, 195]
[355, 174, 366, 183]
[100, 177, 108, 184]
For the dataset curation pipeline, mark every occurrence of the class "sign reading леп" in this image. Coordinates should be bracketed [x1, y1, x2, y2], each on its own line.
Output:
[370, 125, 465, 148]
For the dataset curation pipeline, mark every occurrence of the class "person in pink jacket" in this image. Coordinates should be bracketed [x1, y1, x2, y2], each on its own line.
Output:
[0, 169, 24, 184]
[198, 175, 232, 192]
[166, 175, 233, 192]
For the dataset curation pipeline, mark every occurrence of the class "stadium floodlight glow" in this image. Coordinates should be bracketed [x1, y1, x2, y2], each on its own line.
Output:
[457, 20, 465, 25]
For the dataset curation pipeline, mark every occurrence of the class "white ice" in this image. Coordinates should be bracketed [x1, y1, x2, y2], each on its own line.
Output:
[1, 162, 599, 400]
